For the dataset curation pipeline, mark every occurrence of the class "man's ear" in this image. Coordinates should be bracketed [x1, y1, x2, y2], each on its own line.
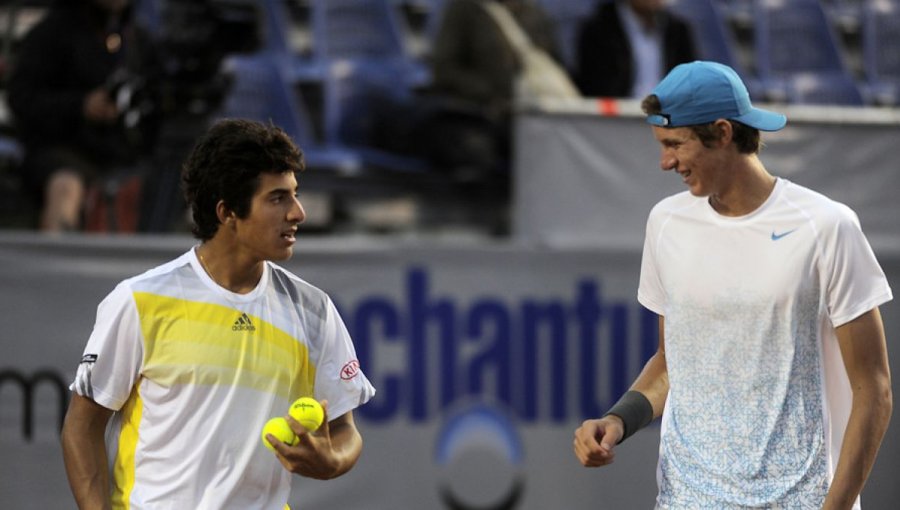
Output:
[714, 119, 733, 147]
[215, 200, 236, 226]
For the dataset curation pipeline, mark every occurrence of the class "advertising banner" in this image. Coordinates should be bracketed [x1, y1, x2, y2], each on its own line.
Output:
[1, 235, 898, 509]
[0, 236, 659, 509]
[514, 102, 900, 253]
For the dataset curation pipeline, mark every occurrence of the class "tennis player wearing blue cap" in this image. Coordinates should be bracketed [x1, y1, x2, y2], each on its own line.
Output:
[574, 61, 892, 509]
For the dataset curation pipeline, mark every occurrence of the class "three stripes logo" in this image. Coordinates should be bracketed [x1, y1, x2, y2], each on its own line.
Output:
[232, 313, 256, 332]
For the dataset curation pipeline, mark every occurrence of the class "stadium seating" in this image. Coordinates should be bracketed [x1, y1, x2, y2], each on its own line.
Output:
[218, 56, 311, 150]
[783, 71, 870, 105]
[133, 0, 161, 35]
[668, 0, 740, 71]
[861, 0, 900, 105]
[218, 54, 364, 172]
[419, 0, 449, 41]
[310, 0, 407, 60]
[0, 1, 44, 227]
[753, 0, 864, 105]
[321, 57, 428, 172]
[535, 0, 597, 71]
[753, 0, 850, 76]
[667, 0, 767, 99]
[215, 1, 431, 173]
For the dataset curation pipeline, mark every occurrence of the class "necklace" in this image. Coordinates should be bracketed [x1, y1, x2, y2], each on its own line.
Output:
[197, 250, 212, 277]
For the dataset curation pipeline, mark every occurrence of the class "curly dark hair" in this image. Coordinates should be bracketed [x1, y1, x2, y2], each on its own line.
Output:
[181, 119, 305, 240]
[640, 95, 762, 154]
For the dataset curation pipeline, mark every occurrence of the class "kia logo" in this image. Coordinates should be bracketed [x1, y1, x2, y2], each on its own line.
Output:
[340, 360, 360, 381]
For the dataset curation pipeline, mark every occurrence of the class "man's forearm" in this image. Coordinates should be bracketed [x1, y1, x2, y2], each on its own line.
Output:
[630, 315, 669, 418]
[823, 387, 892, 509]
[62, 433, 112, 508]
[325, 415, 364, 478]
[827, 308, 893, 509]
[61, 395, 113, 509]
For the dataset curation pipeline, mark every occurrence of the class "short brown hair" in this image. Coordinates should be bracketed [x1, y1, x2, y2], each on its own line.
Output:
[641, 95, 762, 154]
[181, 119, 305, 240]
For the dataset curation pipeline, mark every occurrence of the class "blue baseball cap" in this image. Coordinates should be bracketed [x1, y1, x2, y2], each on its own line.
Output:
[646, 61, 786, 131]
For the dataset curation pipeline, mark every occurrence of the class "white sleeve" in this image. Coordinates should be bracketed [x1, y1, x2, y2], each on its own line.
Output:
[637, 210, 666, 316]
[313, 296, 376, 420]
[821, 205, 893, 327]
[71, 281, 144, 411]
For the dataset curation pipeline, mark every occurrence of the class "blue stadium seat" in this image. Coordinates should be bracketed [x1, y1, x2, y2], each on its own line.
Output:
[321, 58, 428, 172]
[310, 0, 407, 60]
[668, 0, 740, 70]
[535, 0, 597, 72]
[754, 0, 849, 76]
[783, 71, 868, 105]
[0, 134, 23, 167]
[668, 0, 767, 100]
[714, 0, 754, 15]
[133, 0, 162, 36]
[420, 0, 449, 39]
[823, 0, 864, 33]
[259, 0, 294, 55]
[400, 0, 449, 63]
[217, 55, 363, 172]
[861, 0, 900, 105]
[307, 0, 428, 85]
[218, 56, 312, 146]
[753, 0, 863, 105]
[536, 0, 596, 19]
[214, 1, 430, 173]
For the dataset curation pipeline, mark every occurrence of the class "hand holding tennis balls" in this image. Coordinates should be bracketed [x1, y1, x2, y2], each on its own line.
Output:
[261, 417, 299, 451]
[261, 397, 325, 452]
[289, 397, 325, 432]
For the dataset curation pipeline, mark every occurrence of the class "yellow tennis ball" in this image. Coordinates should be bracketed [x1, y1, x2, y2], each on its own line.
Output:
[289, 397, 324, 432]
[261, 417, 298, 451]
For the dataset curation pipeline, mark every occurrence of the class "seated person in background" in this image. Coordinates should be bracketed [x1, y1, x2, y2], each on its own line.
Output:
[432, 0, 563, 120]
[576, 0, 696, 99]
[427, 0, 563, 177]
[7, 0, 158, 232]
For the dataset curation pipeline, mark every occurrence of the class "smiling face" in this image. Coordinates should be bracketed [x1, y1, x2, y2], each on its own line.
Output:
[651, 124, 730, 198]
[229, 171, 306, 263]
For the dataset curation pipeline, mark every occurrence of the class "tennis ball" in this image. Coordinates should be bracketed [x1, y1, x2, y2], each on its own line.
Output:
[289, 397, 324, 432]
[261, 417, 298, 451]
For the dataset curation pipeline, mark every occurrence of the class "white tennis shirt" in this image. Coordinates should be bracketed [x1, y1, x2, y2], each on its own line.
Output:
[73, 249, 375, 509]
[638, 178, 892, 508]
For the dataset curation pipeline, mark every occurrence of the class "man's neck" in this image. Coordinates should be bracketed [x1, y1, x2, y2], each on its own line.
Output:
[196, 241, 265, 294]
[709, 157, 777, 217]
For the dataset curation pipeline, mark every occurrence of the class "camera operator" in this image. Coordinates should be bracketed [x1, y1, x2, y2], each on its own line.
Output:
[7, 0, 160, 232]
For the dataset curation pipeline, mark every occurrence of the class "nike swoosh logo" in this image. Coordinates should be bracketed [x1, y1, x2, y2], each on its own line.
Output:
[771, 229, 797, 241]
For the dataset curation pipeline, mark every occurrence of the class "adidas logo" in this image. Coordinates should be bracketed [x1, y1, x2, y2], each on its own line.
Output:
[232, 313, 256, 332]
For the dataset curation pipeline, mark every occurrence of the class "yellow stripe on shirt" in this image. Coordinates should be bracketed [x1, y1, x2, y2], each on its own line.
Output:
[111, 385, 142, 509]
[133, 292, 315, 402]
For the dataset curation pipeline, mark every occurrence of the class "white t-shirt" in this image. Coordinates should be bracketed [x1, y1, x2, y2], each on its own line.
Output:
[73, 249, 376, 509]
[638, 179, 892, 509]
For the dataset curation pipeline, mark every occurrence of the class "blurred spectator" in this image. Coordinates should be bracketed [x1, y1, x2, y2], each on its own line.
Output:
[575, 0, 696, 98]
[422, 0, 564, 181]
[7, 0, 159, 232]
[431, 0, 564, 117]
